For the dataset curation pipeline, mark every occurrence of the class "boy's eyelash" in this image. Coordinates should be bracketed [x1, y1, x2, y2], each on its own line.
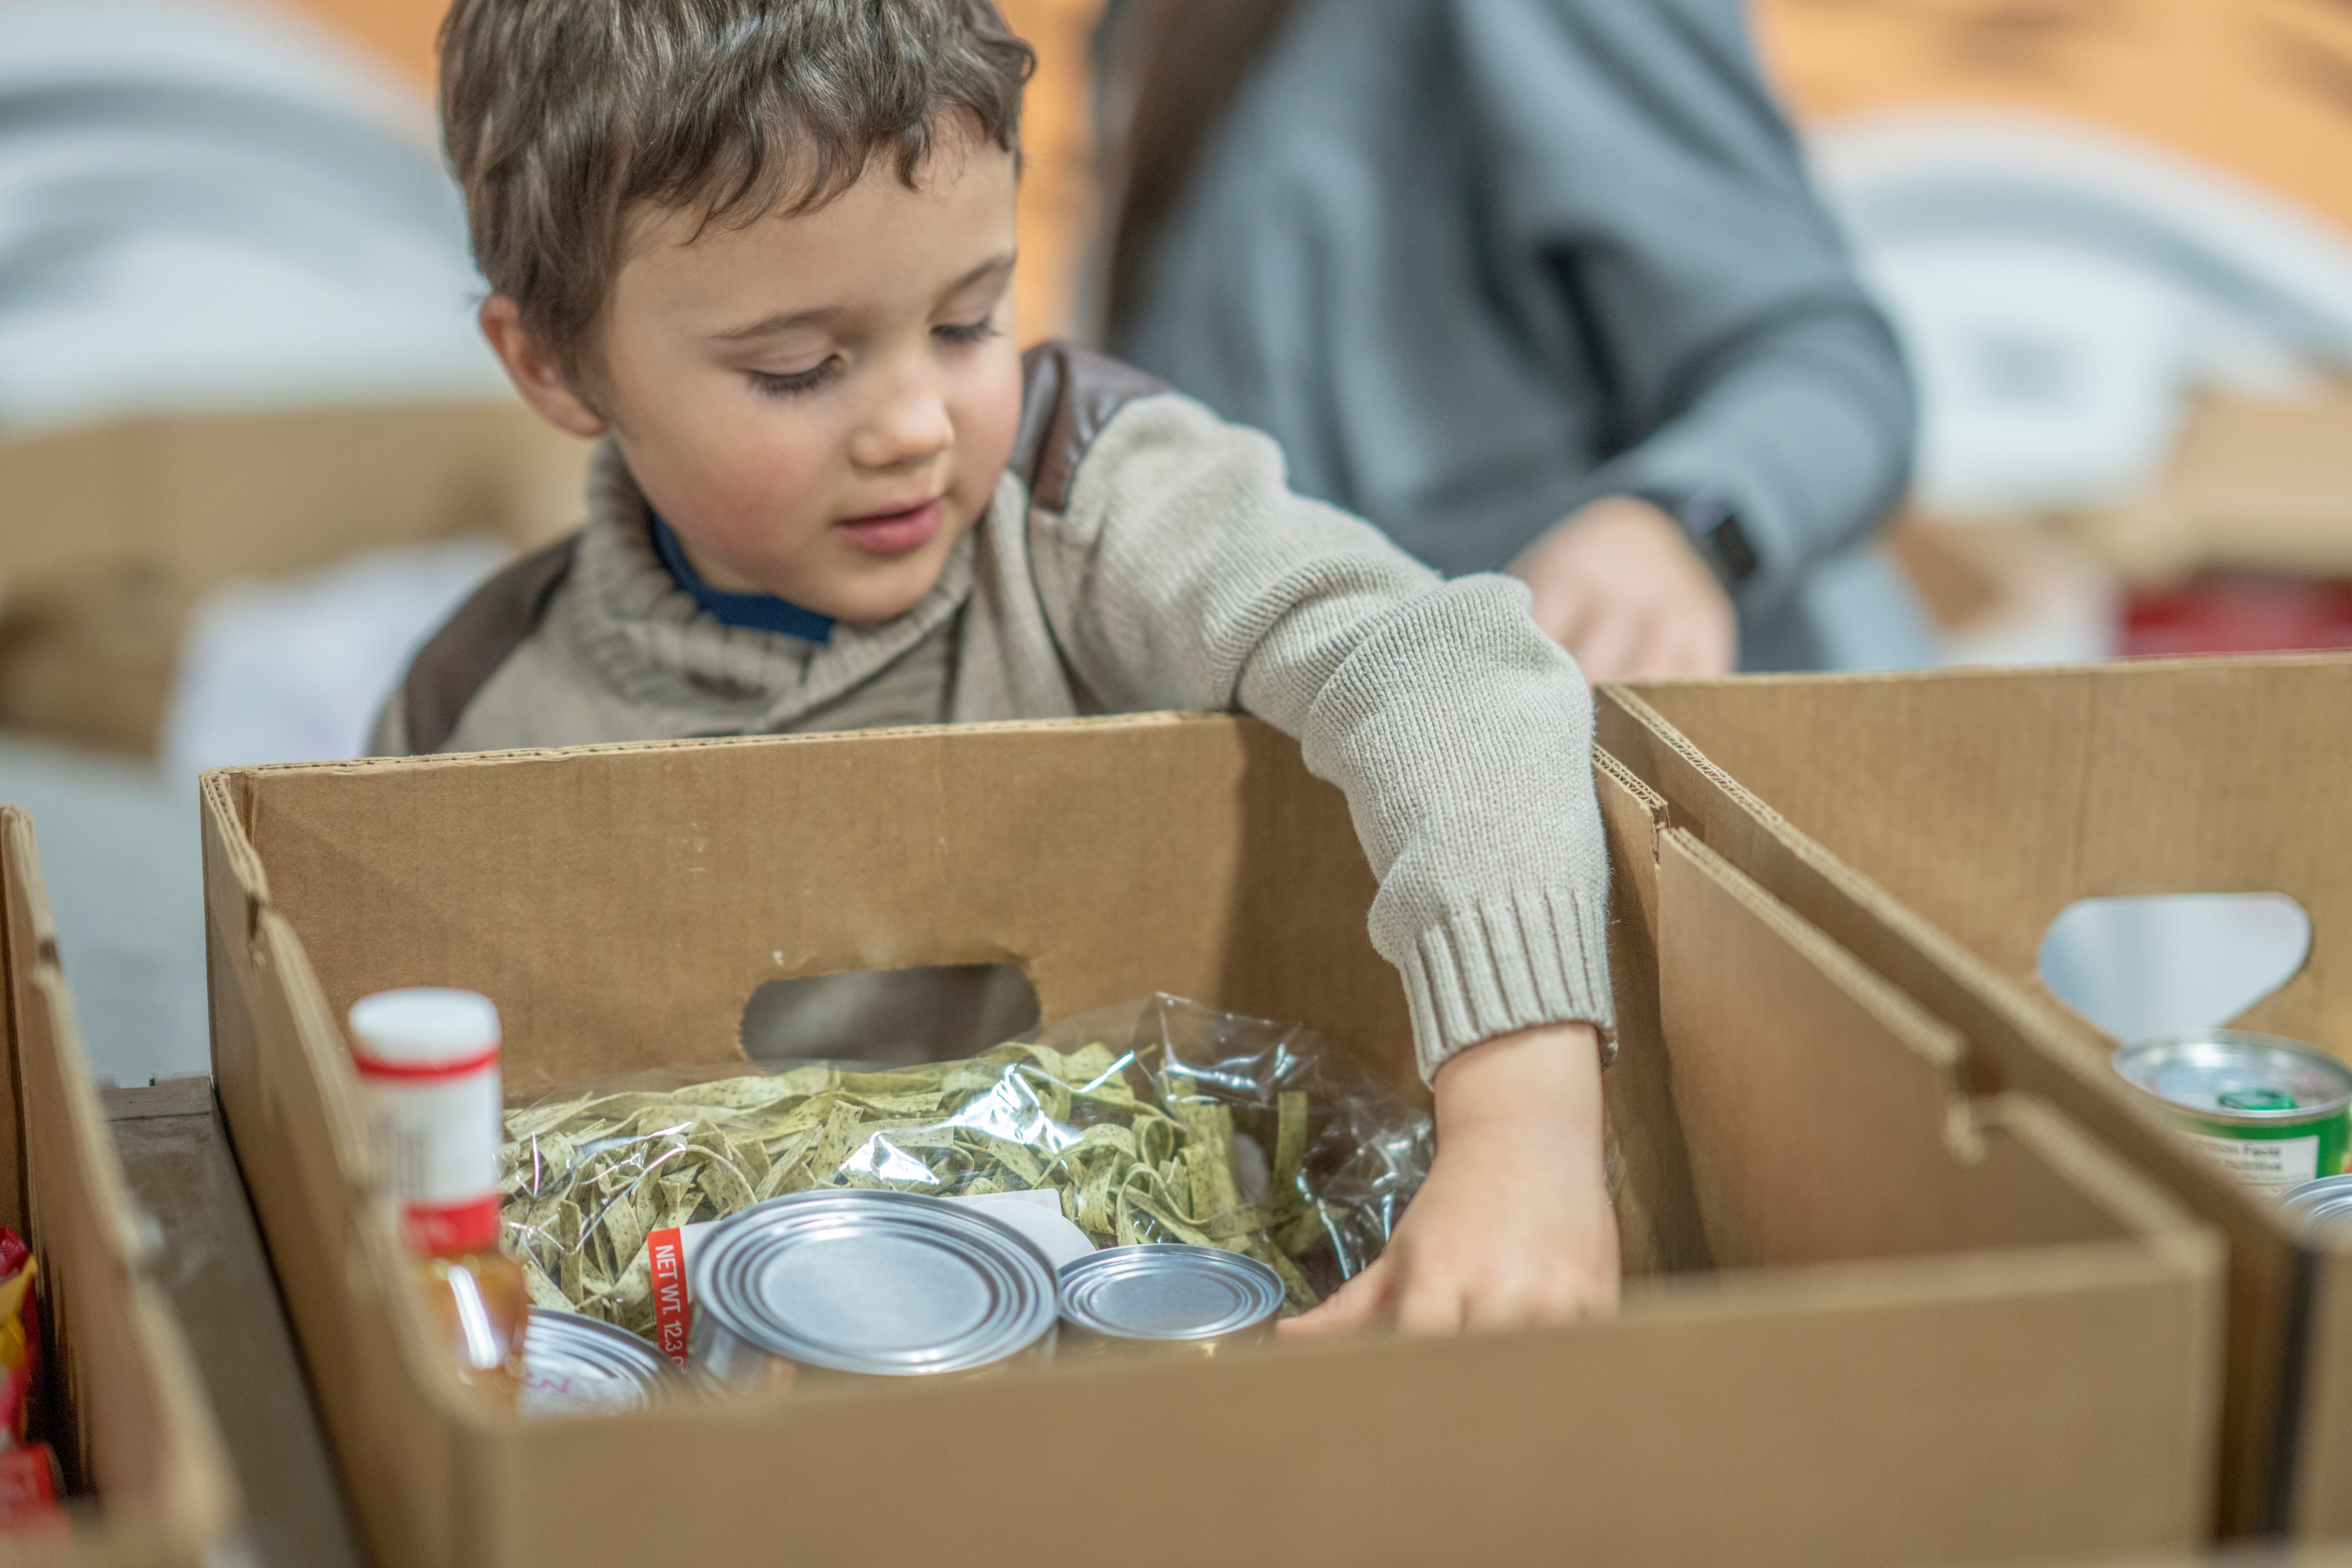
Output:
[747, 359, 840, 400]
[747, 324, 995, 399]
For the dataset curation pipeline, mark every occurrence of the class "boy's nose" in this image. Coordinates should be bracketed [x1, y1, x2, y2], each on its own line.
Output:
[848, 364, 954, 471]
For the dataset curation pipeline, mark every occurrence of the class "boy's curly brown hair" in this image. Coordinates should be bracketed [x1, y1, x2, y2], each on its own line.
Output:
[439, 0, 1034, 396]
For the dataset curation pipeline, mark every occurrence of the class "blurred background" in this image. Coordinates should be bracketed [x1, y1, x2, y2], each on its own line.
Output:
[7, 0, 2352, 1085]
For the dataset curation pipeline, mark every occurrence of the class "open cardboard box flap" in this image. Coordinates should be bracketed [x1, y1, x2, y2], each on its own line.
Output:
[0, 401, 590, 754]
[202, 714, 2220, 1568]
[1, 809, 237, 1565]
[1597, 654, 2352, 1539]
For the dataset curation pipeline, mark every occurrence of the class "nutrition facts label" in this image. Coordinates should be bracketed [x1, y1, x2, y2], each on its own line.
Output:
[2185, 1131, 2320, 1196]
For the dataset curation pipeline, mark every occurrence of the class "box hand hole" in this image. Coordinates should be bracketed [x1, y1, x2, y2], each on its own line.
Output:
[740, 964, 1041, 1066]
[2040, 893, 2311, 1041]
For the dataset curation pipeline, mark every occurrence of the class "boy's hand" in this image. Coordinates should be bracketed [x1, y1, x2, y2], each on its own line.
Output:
[1281, 1022, 1619, 1338]
[1510, 496, 1736, 681]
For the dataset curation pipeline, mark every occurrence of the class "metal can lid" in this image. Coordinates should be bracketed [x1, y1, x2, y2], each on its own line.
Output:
[691, 1190, 1057, 1377]
[2113, 1032, 2352, 1122]
[1058, 1245, 1284, 1341]
[2281, 1176, 2352, 1237]
[521, 1309, 674, 1418]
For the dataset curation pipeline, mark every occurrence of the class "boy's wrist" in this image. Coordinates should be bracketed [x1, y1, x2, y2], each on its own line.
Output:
[1432, 1022, 1605, 1141]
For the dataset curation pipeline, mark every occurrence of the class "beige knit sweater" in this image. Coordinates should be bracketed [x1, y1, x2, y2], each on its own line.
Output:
[375, 344, 1615, 1081]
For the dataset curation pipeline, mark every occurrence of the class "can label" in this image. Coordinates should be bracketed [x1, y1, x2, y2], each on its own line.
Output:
[2172, 1112, 2352, 1198]
[355, 1052, 502, 1254]
[2182, 1130, 2322, 1195]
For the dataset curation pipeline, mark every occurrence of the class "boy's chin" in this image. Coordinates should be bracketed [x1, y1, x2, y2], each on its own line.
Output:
[806, 562, 952, 627]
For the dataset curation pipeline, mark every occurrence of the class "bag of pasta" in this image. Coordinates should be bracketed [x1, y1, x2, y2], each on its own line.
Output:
[502, 994, 1433, 1344]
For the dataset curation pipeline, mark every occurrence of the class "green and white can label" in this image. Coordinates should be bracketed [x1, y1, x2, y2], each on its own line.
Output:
[2114, 1032, 2352, 1198]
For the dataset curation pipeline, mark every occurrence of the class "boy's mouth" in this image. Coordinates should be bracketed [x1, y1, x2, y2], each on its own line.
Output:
[836, 496, 945, 557]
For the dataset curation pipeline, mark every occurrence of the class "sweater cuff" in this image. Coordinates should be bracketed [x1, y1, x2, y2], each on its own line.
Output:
[1400, 887, 1618, 1086]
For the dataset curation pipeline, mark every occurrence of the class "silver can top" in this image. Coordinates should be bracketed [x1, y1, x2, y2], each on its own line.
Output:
[1058, 1245, 1285, 1341]
[2113, 1032, 2352, 1122]
[691, 1190, 1057, 1377]
[2281, 1175, 2352, 1237]
[521, 1309, 675, 1418]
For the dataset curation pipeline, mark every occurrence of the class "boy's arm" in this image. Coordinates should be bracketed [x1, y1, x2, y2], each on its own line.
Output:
[1037, 387, 1615, 1085]
[1034, 382, 1619, 1328]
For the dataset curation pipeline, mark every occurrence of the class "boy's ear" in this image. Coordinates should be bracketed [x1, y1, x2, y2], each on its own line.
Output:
[480, 297, 609, 439]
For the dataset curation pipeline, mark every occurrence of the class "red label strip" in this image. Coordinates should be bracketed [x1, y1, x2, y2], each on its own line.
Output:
[405, 1196, 501, 1257]
[648, 1228, 690, 1369]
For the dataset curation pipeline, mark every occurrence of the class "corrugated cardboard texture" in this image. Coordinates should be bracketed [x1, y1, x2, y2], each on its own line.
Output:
[1599, 656, 2352, 1539]
[1594, 756, 1708, 1276]
[205, 714, 2220, 1568]
[0, 401, 589, 754]
[1, 810, 235, 1566]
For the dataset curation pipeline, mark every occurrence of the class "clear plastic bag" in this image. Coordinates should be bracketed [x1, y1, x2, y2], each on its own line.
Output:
[501, 994, 1434, 1342]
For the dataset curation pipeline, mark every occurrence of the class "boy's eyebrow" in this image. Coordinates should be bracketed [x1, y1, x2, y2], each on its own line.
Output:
[711, 254, 1016, 342]
[714, 302, 851, 342]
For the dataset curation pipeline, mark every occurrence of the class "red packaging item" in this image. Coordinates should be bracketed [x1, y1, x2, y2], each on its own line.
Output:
[0, 1445, 59, 1522]
[0, 1229, 38, 1446]
[0, 1229, 63, 1529]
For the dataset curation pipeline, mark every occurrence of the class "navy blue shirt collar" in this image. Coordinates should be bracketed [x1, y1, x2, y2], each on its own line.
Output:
[648, 511, 834, 644]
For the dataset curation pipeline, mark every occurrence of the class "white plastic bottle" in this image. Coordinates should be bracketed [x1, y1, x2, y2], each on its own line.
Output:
[347, 988, 526, 1395]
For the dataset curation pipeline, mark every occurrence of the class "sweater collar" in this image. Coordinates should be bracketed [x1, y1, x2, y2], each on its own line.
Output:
[563, 439, 984, 726]
[646, 510, 835, 644]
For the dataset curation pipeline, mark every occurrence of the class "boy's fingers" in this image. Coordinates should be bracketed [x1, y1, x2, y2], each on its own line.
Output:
[1396, 1274, 1469, 1338]
[1465, 1279, 1549, 1334]
[1279, 1257, 1393, 1338]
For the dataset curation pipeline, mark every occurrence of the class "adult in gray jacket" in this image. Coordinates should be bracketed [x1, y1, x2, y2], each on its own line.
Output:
[1098, 0, 1929, 675]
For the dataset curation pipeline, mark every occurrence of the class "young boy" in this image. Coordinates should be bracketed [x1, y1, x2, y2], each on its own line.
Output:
[389, 0, 1619, 1335]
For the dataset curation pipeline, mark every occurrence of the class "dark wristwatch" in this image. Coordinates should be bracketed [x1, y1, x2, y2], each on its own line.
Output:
[1629, 485, 1758, 591]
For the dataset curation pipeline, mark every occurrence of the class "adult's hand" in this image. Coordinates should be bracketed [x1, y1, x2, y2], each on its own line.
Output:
[1510, 496, 1736, 680]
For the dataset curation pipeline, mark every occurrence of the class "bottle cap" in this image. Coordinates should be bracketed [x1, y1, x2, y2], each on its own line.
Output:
[348, 990, 500, 1071]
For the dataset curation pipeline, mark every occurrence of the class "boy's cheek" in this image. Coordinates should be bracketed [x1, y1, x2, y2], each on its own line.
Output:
[954, 351, 1027, 499]
[652, 431, 836, 563]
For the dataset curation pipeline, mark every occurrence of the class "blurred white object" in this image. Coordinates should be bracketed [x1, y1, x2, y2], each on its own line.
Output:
[1815, 111, 2352, 519]
[162, 538, 506, 783]
[0, 0, 506, 433]
[2042, 893, 2313, 1042]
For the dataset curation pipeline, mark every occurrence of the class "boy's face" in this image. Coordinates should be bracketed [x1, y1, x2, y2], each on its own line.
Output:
[489, 132, 1023, 623]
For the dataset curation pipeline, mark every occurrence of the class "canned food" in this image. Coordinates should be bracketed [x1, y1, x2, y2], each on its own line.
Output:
[1057, 1244, 1284, 1358]
[520, 1308, 679, 1418]
[2281, 1175, 2352, 1239]
[687, 1190, 1057, 1393]
[2114, 1032, 2352, 1197]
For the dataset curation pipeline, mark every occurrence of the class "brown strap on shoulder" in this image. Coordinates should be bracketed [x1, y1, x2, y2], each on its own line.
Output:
[402, 533, 581, 754]
[1015, 341, 1168, 514]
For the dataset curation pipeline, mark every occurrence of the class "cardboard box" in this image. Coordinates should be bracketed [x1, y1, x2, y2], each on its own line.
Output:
[1595, 655, 2352, 1540]
[0, 401, 588, 753]
[2071, 387, 2352, 585]
[202, 714, 2220, 1568]
[0, 807, 236, 1563]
